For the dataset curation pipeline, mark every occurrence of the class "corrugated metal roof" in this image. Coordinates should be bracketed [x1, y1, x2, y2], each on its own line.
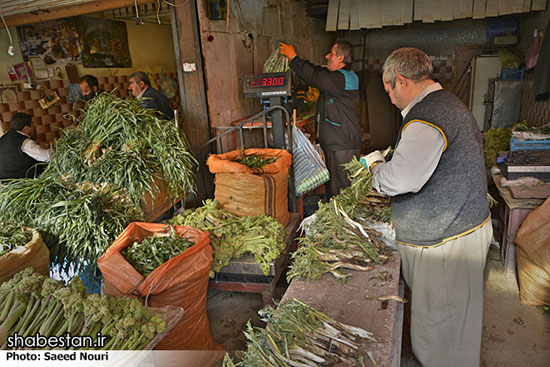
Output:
[0, 0, 97, 17]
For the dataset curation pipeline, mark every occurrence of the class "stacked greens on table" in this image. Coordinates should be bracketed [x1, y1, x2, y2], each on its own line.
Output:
[513, 121, 550, 135]
[233, 154, 278, 169]
[287, 157, 393, 283]
[121, 227, 195, 277]
[0, 92, 197, 280]
[222, 299, 378, 367]
[482, 126, 513, 168]
[169, 200, 286, 277]
[0, 224, 32, 257]
[0, 268, 166, 350]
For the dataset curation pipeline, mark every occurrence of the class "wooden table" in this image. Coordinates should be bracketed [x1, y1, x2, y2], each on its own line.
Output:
[281, 252, 404, 367]
[208, 213, 301, 304]
[492, 174, 545, 278]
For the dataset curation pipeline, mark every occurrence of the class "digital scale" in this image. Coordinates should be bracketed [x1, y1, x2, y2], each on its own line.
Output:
[243, 71, 292, 148]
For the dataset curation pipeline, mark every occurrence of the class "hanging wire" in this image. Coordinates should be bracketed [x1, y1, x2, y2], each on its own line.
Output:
[0, 5, 15, 56]
[134, 0, 143, 25]
[156, 0, 161, 24]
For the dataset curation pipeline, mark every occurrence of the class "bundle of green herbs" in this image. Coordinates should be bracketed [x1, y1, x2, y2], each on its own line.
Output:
[0, 268, 166, 350]
[483, 126, 513, 167]
[0, 176, 141, 278]
[121, 227, 195, 277]
[45, 92, 197, 208]
[222, 298, 378, 367]
[169, 199, 286, 277]
[0, 224, 32, 257]
[233, 154, 278, 169]
[287, 157, 393, 283]
[0, 92, 197, 281]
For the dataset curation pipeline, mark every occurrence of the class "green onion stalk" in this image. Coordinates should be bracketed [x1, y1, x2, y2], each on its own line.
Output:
[46, 92, 198, 207]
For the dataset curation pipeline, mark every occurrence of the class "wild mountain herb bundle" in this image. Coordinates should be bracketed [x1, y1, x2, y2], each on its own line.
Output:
[46, 92, 197, 208]
[222, 299, 378, 367]
[0, 177, 141, 277]
[0, 92, 197, 279]
[169, 199, 286, 277]
[0, 268, 166, 350]
[287, 157, 393, 282]
[0, 224, 32, 257]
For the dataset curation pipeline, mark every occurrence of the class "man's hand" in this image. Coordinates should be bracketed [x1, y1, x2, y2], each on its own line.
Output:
[279, 42, 297, 61]
[360, 151, 385, 172]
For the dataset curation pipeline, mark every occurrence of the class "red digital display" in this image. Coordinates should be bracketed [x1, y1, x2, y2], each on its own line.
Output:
[250, 76, 286, 88]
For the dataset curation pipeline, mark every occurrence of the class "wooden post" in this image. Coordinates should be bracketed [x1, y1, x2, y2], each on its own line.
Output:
[170, 0, 213, 205]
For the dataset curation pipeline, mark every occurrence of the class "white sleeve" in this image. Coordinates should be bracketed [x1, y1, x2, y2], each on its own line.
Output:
[20, 138, 52, 162]
[372, 122, 445, 196]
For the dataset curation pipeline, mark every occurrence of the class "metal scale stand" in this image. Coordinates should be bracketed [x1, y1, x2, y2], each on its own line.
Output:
[206, 71, 300, 304]
[242, 71, 292, 148]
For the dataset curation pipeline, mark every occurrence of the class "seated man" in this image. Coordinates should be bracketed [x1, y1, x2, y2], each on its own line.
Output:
[128, 71, 174, 120]
[79, 74, 102, 101]
[0, 113, 52, 180]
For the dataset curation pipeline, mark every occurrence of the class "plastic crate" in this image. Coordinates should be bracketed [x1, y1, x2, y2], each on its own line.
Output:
[502, 68, 524, 80]
[510, 137, 550, 151]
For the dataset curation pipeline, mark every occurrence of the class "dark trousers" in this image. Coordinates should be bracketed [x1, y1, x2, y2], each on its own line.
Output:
[324, 148, 360, 199]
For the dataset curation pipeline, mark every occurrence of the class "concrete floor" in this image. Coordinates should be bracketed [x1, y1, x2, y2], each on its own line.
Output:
[206, 245, 550, 365]
[480, 246, 550, 367]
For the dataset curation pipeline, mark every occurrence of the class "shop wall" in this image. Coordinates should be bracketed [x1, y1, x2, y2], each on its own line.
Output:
[347, 8, 550, 136]
[75, 20, 177, 79]
[518, 7, 550, 125]
[196, 0, 333, 141]
[0, 27, 25, 84]
[0, 19, 179, 142]
[0, 20, 176, 85]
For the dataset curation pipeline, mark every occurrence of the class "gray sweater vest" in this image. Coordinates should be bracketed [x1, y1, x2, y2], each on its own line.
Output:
[391, 90, 490, 246]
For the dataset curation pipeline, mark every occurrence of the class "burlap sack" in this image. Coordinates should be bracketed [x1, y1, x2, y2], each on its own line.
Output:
[515, 196, 550, 306]
[517, 248, 550, 305]
[207, 148, 292, 226]
[0, 227, 49, 283]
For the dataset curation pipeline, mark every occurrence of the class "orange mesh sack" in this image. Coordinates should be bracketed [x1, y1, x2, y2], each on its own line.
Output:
[0, 227, 49, 283]
[97, 222, 222, 351]
[515, 196, 550, 306]
[207, 148, 292, 226]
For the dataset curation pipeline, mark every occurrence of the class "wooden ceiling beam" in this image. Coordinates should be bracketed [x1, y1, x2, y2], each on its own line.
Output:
[0, 0, 157, 28]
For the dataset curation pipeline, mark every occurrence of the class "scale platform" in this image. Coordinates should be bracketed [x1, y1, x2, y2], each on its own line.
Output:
[208, 213, 301, 304]
[499, 151, 550, 181]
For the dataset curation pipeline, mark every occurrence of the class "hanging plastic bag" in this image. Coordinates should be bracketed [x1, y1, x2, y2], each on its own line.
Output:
[292, 124, 330, 197]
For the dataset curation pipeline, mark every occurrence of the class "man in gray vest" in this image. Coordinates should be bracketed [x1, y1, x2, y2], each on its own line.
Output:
[0, 112, 52, 180]
[361, 48, 492, 367]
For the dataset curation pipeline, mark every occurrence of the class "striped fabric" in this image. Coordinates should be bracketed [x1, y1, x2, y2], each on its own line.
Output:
[292, 125, 330, 196]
